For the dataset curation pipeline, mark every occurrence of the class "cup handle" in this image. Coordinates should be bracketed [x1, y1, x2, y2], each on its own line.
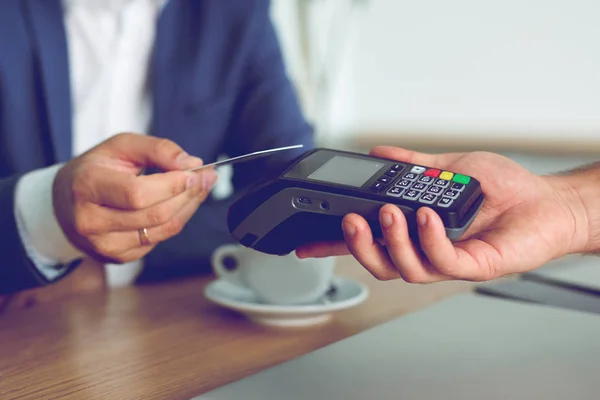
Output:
[211, 244, 245, 287]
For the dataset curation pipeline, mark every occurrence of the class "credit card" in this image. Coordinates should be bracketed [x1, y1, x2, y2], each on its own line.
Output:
[187, 144, 304, 172]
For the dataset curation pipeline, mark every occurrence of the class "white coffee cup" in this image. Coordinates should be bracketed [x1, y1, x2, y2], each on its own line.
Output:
[211, 244, 335, 305]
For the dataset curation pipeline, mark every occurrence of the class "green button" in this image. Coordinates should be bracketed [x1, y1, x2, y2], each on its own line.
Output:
[453, 174, 471, 184]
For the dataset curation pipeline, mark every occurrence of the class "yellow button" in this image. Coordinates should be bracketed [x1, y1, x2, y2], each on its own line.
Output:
[439, 171, 454, 180]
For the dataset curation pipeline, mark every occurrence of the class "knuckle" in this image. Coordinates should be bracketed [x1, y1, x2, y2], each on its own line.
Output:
[71, 168, 94, 201]
[73, 212, 94, 236]
[165, 172, 188, 198]
[152, 138, 177, 157]
[475, 266, 498, 282]
[369, 268, 386, 280]
[125, 183, 146, 209]
[374, 273, 392, 282]
[110, 132, 131, 144]
[145, 204, 172, 226]
[174, 172, 190, 195]
[369, 267, 394, 282]
[483, 256, 500, 281]
[402, 271, 424, 284]
[163, 217, 184, 237]
[434, 261, 457, 277]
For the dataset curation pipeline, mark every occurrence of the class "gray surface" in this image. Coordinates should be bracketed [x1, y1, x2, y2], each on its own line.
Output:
[193, 293, 600, 400]
[525, 254, 600, 292]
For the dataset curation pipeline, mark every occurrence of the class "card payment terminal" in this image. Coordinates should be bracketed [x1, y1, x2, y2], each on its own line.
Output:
[227, 148, 484, 255]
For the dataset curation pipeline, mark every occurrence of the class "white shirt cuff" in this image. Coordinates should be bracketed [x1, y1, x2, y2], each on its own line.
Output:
[14, 164, 85, 280]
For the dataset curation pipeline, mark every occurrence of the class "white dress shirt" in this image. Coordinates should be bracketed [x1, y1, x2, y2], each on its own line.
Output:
[14, 0, 167, 287]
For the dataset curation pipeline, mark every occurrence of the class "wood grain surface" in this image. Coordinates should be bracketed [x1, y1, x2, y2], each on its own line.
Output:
[0, 256, 474, 400]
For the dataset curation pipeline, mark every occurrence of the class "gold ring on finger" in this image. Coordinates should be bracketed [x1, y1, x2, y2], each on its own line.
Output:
[138, 228, 151, 246]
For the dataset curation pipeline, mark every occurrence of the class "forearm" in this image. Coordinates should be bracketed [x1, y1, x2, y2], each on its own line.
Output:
[553, 161, 600, 255]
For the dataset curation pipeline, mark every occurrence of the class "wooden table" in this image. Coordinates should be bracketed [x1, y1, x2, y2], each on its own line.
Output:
[0, 257, 474, 400]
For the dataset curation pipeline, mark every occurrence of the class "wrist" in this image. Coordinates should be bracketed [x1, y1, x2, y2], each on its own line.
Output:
[15, 163, 84, 265]
[547, 164, 600, 255]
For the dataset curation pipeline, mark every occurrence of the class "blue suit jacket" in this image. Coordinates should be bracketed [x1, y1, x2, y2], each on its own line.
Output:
[0, 0, 314, 294]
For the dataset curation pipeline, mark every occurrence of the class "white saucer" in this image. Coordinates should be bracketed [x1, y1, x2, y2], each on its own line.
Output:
[204, 276, 369, 328]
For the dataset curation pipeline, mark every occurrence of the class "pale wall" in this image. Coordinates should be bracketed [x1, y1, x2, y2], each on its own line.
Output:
[272, 0, 600, 145]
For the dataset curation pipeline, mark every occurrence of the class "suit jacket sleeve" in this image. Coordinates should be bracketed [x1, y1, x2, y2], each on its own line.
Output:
[0, 175, 79, 294]
[224, 0, 315, 188]
[138, 1, 316, 282]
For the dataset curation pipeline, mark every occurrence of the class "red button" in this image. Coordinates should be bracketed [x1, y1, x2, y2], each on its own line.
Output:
[424, 168, 440, 177]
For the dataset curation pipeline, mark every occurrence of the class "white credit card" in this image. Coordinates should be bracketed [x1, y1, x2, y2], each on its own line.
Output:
[187, 144, 304, 172]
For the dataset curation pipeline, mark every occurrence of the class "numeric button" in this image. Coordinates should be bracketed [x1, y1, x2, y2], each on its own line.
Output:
[434, 179, 450, 188]
[451, 182, 465, 191]
[395, 179, 412, 188]
[402, 189, 420, 201]
[386, 187, 404, 197]
[411, 182, 428, 191]
[418, 193, 438, 205]
[427, 185, 443, 194]
[418, 176, 434, 184]
[437, 197, 453, 208]
[443, 189, 460, 199]
[402, 172, 418, 181]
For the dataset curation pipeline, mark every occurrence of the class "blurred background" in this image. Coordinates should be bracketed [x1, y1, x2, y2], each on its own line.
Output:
[268, 0, 600, 174]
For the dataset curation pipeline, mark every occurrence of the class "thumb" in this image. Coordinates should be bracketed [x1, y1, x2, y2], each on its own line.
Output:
[104, 133, 204, 171]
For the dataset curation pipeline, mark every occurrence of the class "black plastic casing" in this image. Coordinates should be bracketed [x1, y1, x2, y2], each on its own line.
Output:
[227, 148, 484, 255]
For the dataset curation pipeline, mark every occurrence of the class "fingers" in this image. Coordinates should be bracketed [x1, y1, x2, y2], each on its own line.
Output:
[296, 203, 498, 283]
[297, 204, 488, 283]
[121, 190, 205, 261]
[72, 172, 213, 234]
[377, 205, 450, 283]
[295, 206, 447, 282]
[73, 167, 218, 263]
[369, 146, 461, 170]
[414, 207, 462, 274]
[329, 205, 451, 283]
[79, 167, 218, 210]
[377, 205, 497, 282]
[85, 187, 209, 263]
[106, 133, 204, 171]
[415, 207, 495, 281]
[340, 213, 402, 281]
